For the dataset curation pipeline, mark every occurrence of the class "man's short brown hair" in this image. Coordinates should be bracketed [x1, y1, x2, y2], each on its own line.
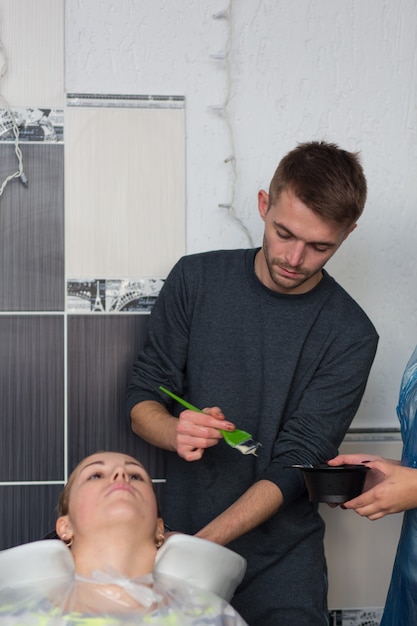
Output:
[268, 141, 367, 226]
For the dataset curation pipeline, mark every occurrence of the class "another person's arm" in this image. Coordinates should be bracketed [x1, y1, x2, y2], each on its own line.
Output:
[328, 453, 417, 519]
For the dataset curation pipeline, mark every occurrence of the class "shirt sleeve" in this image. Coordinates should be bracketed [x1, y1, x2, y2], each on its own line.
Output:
[126, 257, 191, 417]
[259, 330, 379, 506]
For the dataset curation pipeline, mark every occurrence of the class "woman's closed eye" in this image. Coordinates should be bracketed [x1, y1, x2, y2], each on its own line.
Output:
[129, 473, 145, 481]
[89, 472, 104, 480]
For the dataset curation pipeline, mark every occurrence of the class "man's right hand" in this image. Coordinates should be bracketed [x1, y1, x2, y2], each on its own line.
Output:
[176, 407, 235, 461]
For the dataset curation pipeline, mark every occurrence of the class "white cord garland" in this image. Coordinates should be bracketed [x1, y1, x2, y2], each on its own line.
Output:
[0, 37, 26, 198]
[211, 1, 254, 246]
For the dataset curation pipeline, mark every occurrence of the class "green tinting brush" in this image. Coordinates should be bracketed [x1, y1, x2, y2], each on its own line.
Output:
[159, 386, 262, 456]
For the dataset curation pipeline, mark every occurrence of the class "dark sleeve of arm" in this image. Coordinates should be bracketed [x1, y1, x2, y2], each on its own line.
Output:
[260, 330, 379, 507]
[126, 258, 191, 417]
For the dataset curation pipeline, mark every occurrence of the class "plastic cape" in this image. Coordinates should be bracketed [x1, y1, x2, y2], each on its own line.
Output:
[381, 345, 417, 626]
[0, 539, 248, 625]
[0, 572, 247, 625]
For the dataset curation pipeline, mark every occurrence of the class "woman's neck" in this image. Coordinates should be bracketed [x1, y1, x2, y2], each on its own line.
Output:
[70, 531, 158, 579]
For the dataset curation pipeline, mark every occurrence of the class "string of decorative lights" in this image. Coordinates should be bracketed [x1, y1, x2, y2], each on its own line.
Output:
[210, 2, 254, 246]
[0, 36, 27, 199]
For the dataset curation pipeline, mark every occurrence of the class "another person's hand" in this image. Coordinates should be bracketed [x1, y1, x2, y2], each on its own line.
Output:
[176, 407, 235, 461]
[328, 453, 386, 493]
[328, 454, 416, 520]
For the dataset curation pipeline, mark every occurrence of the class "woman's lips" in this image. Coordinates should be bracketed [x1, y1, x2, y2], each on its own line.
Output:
[106, 482, 135, 496]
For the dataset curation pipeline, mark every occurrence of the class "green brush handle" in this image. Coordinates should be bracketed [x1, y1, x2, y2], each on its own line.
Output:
[158, 385, 247, 442]
[159, 386, 202, 413]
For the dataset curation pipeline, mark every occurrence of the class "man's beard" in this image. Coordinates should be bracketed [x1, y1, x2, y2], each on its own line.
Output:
[263, 239, 312, 292]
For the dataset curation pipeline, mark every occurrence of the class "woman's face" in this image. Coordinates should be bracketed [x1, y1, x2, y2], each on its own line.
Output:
[57, 452, 161, 543]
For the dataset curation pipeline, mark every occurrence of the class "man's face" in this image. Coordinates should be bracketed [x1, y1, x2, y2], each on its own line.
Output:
[256, 188, 355, 294]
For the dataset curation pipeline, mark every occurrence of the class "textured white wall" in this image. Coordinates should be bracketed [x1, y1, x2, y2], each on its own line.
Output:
[64, 0, 417, 428]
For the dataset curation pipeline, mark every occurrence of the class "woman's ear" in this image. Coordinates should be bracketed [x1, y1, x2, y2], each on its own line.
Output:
[155, 517, 165, 548]
[56, 515, 73, 542]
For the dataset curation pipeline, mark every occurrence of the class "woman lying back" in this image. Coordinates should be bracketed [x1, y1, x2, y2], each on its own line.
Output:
[0, 451, 248, 625]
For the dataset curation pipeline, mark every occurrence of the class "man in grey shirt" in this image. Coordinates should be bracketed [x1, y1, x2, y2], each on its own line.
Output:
[127, 141, 378, 625]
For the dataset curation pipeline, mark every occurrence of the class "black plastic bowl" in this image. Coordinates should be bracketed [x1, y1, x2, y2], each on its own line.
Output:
[298, 464, 370, 504]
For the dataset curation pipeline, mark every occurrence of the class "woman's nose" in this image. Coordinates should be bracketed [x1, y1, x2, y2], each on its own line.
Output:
[111, 465, 128, 481]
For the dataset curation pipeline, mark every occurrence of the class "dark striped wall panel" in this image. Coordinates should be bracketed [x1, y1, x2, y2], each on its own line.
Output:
[67, 314, 166, 477]
[0, 143, 64, 312]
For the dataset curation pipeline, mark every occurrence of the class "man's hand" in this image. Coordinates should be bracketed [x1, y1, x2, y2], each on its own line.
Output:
[176, 406, 235, 461]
